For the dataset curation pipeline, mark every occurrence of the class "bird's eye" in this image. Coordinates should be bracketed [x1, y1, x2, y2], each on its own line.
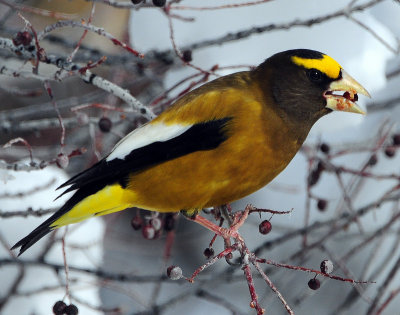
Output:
[307, 69, 323, 82]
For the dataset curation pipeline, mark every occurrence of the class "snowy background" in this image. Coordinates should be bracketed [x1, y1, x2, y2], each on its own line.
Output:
[1, 0, 400, 314]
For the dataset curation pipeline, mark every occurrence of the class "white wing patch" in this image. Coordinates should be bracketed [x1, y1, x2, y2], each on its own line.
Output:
[106, 122, 192, 161]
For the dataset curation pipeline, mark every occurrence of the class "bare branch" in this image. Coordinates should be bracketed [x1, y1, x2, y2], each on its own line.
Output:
[186, 0, 385, 51]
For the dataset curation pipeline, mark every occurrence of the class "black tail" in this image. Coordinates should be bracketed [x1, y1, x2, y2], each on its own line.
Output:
[10, 203, 73, 256]
[11, 187, 96, 256]
[11, 223, 53, 256]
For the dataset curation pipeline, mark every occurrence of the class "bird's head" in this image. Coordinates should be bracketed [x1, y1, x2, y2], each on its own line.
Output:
[254, 49, 370, 125]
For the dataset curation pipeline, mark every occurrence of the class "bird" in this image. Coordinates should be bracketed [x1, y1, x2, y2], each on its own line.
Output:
[12, 49, 370, 256]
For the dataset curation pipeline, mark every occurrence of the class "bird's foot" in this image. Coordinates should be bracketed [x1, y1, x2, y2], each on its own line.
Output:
[186, 205, 253, 245]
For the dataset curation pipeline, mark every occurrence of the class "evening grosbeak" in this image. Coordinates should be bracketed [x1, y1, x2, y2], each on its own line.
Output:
[12, 49, 370, 255]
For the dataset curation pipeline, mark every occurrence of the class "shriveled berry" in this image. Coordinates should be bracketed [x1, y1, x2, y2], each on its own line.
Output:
[320, 143, 330, 154]
[308, 161, 325, 187]
[64, 304, 79, 315]
[98, 117, 112, 132]
[56, 153, 69, 169]
[154, 229, 162, 239]
[152, 0, 166, 7]
[367, 154, 378, 166]
[308, 169, 321, 187]
[259, 220, 272, 235]
[76, 112, 89, 126]
[164, 214, 175, 231]
[393, 133, 400, 145]
[320, 260, 334, 274]
[52, 300, 66, 314]
[317, 161, 325, 172]
[182, 50, 192, 62]
[142, 225, 155, 239]
[317, 199, 327, 211]
[130, 216, 142, 230]
[167, 265, 182, 280]
[136, 62, 145, 75]
[203, 247, 214, 258]
[384, 146, 396, 158]
[150, 217, 162, 231]
[13, 31, 32, 46]
[37, 47, 46, 61]
[308, 278, 320, 290]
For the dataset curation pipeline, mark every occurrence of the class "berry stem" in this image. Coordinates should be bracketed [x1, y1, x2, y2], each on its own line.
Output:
[188, 245, 237, 282]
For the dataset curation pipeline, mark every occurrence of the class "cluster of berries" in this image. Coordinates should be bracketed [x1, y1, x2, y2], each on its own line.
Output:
[131, 213, 176, 239]
[53, 301, 78, 315]
[308, 259, 334, 290]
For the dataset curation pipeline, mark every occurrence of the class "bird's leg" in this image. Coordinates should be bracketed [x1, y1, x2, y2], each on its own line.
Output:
[188, 214, 232, 238]
[219, 204, 234, 226]
[230, 205, 250, 230]
[187, 205, 251, 244]
[189, 214, 243, 242]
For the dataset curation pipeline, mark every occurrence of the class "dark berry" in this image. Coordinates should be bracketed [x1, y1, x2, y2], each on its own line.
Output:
[320, 143, 330, 154]
[320, 260, 334, 274]
[308, 278, 320, 290]
[384, 146, 396, 158]
[131, 0, 143, 4]
[98, 117, 112, 132]
[13, 31, 32, 46]
[308, 161, 325, 187]
[136, 62, 145, 75]
[167, 265, 182, 280]
[317, 161, 325, 172]
[317, 199, 327, 211]
[367, 154, 378, 166]
[64, 304, 79, 315]
[393, 133, 400, 145]
[52, 300, 66, 314]
[182, 50, 192, 62]
[164, 214, 175, 231]
[152, 0, 166, 7]
[308, 169, 320, 187]
[130, 216, 142, 230]
[259, 220, 272, 235]
[56, 154, 69, 169]
[203, 247, 214, 258]
[142, 225, 155, 239]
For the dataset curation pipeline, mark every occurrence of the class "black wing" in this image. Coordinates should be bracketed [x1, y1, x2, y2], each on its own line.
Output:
[57, 117, 232, 195]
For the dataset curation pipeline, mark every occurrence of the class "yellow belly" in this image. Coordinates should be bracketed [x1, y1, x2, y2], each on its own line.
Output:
[128, 148, 291, 212]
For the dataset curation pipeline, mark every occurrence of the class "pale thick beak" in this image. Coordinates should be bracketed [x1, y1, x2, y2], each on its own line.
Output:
[324, 70, 370, 115]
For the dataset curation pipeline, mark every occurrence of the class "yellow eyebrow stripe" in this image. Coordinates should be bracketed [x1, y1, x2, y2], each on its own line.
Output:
[291, 54, 342, 79]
